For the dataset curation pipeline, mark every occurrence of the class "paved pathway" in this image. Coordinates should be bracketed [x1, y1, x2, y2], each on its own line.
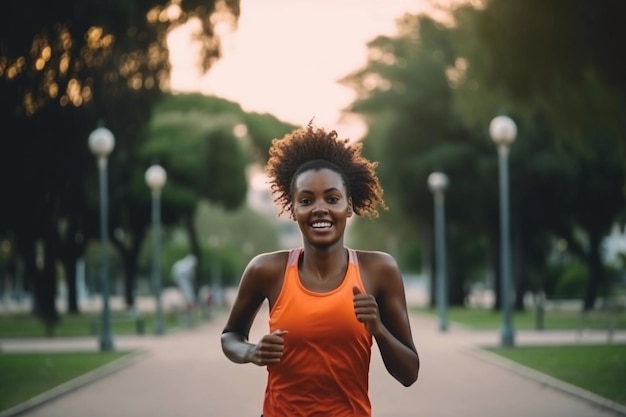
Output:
[1, 308, 625, 417]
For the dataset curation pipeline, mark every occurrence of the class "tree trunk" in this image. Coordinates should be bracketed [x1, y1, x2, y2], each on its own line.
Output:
[17, 232, 59, 336]
[64, 253, 79, 314]
[111, 227, 146, 311]
[60, 228, 85, 315]
[447, 244, 466, 307]
[582, 230, 604, 311]
[123, 259, 136, 309]
[41, 233, 60, 336]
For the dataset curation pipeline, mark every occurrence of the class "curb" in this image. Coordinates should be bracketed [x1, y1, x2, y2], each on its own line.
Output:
[0, 349, 148, 417]
[462, 344, 626, 417]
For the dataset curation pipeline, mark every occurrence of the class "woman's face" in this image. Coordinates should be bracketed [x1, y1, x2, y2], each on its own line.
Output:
[292, 168, 352, 248]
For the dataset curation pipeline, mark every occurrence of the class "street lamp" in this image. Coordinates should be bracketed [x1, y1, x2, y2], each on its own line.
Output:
[489, 115, 517, 347]
[88, 126, 115, 351]
[145, 164, 167, 335]
[233, 123, 248, 139]
[427, 172, 449, 332]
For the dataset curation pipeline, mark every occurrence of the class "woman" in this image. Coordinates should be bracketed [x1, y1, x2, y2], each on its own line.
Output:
[221, 124, 419, 417]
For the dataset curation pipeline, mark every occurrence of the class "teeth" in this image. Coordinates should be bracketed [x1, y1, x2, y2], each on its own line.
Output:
[312, 222, 331, 228]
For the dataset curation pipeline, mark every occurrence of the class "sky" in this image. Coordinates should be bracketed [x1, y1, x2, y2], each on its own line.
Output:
[168, 0, 429, 141]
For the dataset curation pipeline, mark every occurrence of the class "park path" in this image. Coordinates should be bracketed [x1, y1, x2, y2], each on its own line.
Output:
[2, 305, 625, 417]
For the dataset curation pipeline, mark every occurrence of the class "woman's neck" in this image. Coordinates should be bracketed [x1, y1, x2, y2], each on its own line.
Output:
[300, 243, 348, 281]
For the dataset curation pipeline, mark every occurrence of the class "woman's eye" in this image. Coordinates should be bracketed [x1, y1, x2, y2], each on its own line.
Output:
[328, 196, 339, 203]
[299, 198, 311, 205]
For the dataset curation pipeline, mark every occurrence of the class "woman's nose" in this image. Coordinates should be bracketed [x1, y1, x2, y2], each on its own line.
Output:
[312, 201, 329, 214]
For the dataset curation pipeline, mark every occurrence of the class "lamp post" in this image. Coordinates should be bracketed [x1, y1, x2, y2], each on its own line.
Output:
[88, 126, 115, 352]
[428, 172, 449, 332]
[489, 115, 517, 347]
[145, 164, 167, 335]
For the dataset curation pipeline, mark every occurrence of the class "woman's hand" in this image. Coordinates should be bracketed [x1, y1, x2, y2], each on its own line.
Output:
[250, 329, 288, 366]
[353, 286, 383, 336]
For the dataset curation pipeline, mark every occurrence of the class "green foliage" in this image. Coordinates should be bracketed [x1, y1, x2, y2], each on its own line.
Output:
[153, 93, 243, 115]
[143, 93, 296, 215]
[241, 112, 298, 163]
[136, 201, 281, 288]
[147, 93, 295, 164]
[342, 3, 626, 311]
[0, 311, 181, 339]
[461, 0, 626, 143]
[545, 261, 623, 302]
[194, 201, 281, 285]
[157, 240, 194, 287]
[554, 263, 587, 299]
[204, 128, 248, 209]
[342, 13, 495, 300]
[209, 246, 245, 287]
[347, 192, 423, 273]
[144, 96, 248, 211]
[106, 92, 292, 308]
[396, 239, 422, 274]
[0, 0, 240, 323]
[195, 202, 280, 256]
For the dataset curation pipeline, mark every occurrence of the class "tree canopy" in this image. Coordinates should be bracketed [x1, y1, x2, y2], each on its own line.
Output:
[342, 1, 626, 310]
[0, 0, 240, 327]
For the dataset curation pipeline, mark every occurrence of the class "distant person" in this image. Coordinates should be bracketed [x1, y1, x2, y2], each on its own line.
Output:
[171, 254, 197, 314]
[221, 123, 419, 416]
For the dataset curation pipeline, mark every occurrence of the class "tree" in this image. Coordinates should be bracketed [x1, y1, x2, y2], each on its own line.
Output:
[341, 15, 493, 306]
[0, 0, 240, 329]
[341, 6, 626, 314]
[451, 0, 626, 309]
[465, 0, 626, 151]
[130, 93, 294, 297]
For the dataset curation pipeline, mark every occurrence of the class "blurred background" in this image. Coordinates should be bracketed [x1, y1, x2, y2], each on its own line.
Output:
[1, 0, 625, 335]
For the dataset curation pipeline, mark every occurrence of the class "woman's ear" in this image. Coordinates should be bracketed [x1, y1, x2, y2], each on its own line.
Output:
[347, 198, 353, 217]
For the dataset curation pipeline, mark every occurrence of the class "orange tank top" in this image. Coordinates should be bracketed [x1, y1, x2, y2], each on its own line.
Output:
[264, 248, 372, 417]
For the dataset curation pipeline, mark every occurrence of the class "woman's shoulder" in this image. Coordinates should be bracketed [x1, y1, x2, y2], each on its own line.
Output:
[353, 249, 400, 274]
[353, 249, 403, 295]
[245, 249, 293, 278]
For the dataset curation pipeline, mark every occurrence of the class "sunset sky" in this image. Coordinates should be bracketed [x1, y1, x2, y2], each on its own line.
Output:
[169, 0, 430, 140]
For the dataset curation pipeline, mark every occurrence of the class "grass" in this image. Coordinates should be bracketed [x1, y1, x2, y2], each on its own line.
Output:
[417, 305, 626, 406]
[0, 310, 205, 413]
[414, 305, 626, 331]
[0, 311, 190, 338]
[486, 345, 626, 406]
[0, 351, 128, 411]
[2, 306, 624, 412]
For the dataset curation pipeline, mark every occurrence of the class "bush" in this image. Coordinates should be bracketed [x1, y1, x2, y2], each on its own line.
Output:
[554, 263, 587, 299]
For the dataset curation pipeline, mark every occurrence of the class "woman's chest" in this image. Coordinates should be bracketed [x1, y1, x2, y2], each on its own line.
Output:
[270, 286, 360, 340]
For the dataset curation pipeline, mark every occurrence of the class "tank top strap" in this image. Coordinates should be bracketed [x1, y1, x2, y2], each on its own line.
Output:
[287, 248, 301, 267]
[347, 248, 358, 265]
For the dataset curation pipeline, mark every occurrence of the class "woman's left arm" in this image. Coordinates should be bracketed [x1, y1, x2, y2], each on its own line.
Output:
[354, 251, 419, 386]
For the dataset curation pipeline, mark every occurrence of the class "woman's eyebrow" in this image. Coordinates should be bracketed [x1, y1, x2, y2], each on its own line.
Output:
[297, 187, 341, 194]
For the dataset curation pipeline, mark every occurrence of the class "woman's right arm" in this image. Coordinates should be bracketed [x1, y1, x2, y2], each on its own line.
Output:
[221, 253, 287, 366]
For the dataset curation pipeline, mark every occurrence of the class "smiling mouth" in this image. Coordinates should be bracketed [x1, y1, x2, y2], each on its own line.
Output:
[311, 221, 332, 229]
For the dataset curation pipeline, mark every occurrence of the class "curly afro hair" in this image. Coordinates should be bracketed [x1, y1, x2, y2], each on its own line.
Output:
[265, 123, 387, 218]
